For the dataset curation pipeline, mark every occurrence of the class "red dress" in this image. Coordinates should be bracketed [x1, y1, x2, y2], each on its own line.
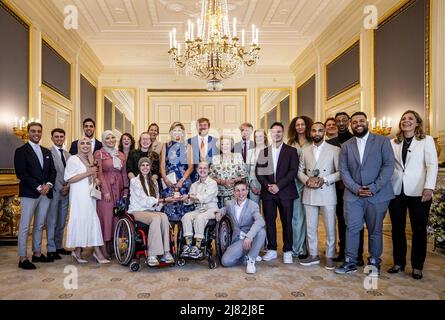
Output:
[94, 149, 128, 241]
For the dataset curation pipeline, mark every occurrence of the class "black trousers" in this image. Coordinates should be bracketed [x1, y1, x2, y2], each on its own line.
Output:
[262, 197, 294, 252]
[388, 191, 432, 270]
[336, 186, 364, 259]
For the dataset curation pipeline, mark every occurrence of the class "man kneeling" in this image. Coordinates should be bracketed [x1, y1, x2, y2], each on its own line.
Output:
[180, 161, 218, 258]
[216, 181, 266, 274]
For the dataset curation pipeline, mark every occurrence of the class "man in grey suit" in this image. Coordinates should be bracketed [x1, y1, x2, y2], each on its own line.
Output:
[46, 128, 71, 260]
[216, 181, 266, 274]
[335, 112, 395, 276]
[234, 122, 255, 163]
[298, 123, 341, 270]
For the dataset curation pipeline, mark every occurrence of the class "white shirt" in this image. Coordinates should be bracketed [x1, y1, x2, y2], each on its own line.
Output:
[355, 131, 370, 164]
[29, 141, 43, 168]
[90, 137, 96, 153]
[234, 198, 247, 223]
[188, 176, 218, 209]
[271, 142, 283, 176]
[313, 141, 325, 162]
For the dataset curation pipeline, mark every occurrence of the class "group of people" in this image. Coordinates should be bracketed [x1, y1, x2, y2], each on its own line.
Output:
[14, 110, 438, 280]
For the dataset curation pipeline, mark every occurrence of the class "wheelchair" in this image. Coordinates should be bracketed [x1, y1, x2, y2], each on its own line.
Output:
[175, 214, 234, 269]
[113, 196, 177, 272]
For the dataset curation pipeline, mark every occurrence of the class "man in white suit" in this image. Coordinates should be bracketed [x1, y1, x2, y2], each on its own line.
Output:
[216, 181, 266, 274]
[298, 123, 341, 270]
[46, 128, 71, 260]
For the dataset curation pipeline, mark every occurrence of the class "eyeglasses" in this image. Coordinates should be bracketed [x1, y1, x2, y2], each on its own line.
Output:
[80, 142, 91, 145]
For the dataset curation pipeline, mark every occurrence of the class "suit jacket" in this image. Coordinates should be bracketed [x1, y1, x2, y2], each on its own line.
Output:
[255, 143, 299, 201]
[221, 199, 265, 242]
[340, 133, 395, 204]
[14, 143, 57, 199]
[187, 135, 218, 164]
[69, 138, 102, 155]
[298, 142, 341, 206]
[390, 135, 438, 197]
[50, 146, 71, 194]
[234, 140, 255, 159]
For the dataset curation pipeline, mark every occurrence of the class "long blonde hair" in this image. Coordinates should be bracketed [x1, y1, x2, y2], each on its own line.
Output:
[394, 110, 426, 144]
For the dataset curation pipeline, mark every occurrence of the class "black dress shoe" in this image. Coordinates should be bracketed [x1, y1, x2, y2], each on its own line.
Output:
[388, 265, 405, 273]
[298, 254, 309, 260]
[333, 255, 344, 262]
[412, 269, 423, 280]
[47, 252, 62, 260]
[18, 259, 36, 270]
[32, 254, 54, 263]
[56, 248, 72, 255]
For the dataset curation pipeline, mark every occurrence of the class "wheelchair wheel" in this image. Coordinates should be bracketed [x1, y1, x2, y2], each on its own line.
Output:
[208, 255, 217, 269]
[216, 215, 233, 259]
[177, 258, 186, 267]
[129, 261, 140, 272]
[114, 217, 136, 266]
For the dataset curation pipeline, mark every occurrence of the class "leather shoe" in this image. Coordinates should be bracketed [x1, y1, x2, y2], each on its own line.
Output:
[298, 254, 309, 260]
[32, 254, 53, 263]
[388, 265, 405, 273]
[412, 269, 423, 280]
[18, 259, 36, 270]
[47, 252, 62, 260]
[56, 248, 72, 255]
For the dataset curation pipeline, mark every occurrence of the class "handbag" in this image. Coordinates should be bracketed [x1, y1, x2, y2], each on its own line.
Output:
[90, 183, 102, 200]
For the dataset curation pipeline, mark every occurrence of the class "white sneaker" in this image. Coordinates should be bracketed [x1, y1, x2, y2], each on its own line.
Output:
[262, 250, 278, 261]
[283, 251, 293, 264]
[255, 256, 262, 262]
[246, 257, 256, 274]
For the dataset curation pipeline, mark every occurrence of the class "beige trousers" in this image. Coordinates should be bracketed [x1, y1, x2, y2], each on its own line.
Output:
[131, 211, 170, 256]
[181, 208, 217, 239]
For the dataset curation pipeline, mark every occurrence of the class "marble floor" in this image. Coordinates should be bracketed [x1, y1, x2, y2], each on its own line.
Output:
[0, 230, 444, 300]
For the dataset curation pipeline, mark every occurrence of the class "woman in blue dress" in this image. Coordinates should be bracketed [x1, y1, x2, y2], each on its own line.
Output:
[160, 122, 194, 221]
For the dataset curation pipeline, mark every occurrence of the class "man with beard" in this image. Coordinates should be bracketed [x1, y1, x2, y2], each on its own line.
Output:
[69, 118, 103, 155]
[188, 118, 218, 182]
[298, 123, 340, 270]
[327, 112, 365, 265]
[335, 112, 394, 276]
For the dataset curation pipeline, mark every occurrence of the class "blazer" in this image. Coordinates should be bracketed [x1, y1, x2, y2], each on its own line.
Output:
[390, 135, 438, 197]
[14, 142, 57, 199]
[50, 146, 71, 193]
[298, 142, 341, 206]
[221, 199, 265, 242]
[69, 138, 102, 155]
[340, 133, 395, 204]
[255, 143, 299, 201]
[234, 140, 255, 157]
[187, 135, 219, 164]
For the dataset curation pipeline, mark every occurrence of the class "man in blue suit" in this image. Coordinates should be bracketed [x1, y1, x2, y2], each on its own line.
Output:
[187, 118, 219, 182]
[335, 112, 395, 276]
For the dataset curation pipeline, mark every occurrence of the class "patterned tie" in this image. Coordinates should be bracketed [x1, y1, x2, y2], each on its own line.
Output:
[200, 138, 206, 161]
[59, 149, 66, 167]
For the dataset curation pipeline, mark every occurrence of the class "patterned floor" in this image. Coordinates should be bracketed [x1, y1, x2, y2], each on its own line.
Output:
[1, 232, 444, 300]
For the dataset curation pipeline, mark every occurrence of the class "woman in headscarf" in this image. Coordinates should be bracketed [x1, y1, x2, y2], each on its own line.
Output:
[94, 130, 129, 259]
[65, 137, 110, 264]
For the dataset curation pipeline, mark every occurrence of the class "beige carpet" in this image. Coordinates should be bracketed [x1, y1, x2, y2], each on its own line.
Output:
[1, 231, 444, 300]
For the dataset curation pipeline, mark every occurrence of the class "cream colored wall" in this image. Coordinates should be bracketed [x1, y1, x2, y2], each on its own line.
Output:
[3, 0, 103, 148]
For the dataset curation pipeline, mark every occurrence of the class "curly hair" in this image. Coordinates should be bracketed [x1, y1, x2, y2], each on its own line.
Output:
[287, 116, 313, 145]
[394, 110, 426, 144]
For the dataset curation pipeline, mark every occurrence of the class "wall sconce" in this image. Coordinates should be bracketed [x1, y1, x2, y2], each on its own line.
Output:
[12, 116, 31, 142]
[370, 117, 392, 136]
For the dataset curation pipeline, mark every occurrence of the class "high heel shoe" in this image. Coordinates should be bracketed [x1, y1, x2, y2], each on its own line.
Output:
[388, 265, 405, 273]
[71, 251, 88, 264]
[412, 269, 423, 280]
[93, 252, 111, 264]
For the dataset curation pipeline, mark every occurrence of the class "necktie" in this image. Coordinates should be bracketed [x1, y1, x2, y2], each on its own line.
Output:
[200, 138, 206, 161]
[59, 149, 66, 167]
[33, 144, 44, 168]
[242, 142, 247, 162]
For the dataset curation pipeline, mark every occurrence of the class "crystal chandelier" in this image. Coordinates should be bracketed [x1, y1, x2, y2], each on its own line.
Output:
[168, 0, 260, 91]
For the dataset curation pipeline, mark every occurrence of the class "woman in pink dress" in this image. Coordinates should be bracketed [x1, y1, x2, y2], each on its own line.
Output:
[94, 130, 129, 259]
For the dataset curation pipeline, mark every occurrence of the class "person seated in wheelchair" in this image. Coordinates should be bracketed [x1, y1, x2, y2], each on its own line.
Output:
[180, 161, 218, 259]
[127, 157, 175, 267]
[215, 181, 266, 274]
